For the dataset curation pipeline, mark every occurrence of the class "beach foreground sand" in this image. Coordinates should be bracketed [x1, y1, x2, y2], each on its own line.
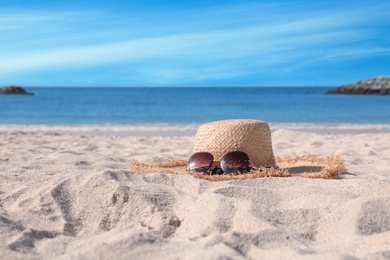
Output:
[1, 125, 390, 259]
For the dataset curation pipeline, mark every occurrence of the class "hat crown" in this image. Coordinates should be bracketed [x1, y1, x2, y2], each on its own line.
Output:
[193, 119, 275, 166]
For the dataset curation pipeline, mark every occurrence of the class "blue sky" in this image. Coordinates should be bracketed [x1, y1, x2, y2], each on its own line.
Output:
[1, 0, 390, 86]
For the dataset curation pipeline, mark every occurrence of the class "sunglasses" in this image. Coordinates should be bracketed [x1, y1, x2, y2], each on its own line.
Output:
[187, 151, 251, 175]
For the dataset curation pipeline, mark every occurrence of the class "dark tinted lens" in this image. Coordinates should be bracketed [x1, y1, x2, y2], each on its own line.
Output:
[221, 151, 250, 174]
[211, 168, 224, 175]
[188, 152, 214, 173]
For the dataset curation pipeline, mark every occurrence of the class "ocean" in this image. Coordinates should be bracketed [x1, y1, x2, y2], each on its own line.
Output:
[1, 87, 389, 125]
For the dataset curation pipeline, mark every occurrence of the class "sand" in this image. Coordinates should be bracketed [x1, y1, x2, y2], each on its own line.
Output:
[1, 124, 390, 259]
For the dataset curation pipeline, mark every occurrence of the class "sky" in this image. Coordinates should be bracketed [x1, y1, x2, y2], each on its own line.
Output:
[1, 0, 390, 86]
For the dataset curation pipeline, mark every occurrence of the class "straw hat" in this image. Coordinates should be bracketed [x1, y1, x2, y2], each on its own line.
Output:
[130, 119, 347, 181]
[193, 119, 275, 167]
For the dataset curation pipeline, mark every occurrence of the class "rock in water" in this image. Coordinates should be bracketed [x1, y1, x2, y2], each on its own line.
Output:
[0, 86, 34, 95]
[327, 77, 390, 95]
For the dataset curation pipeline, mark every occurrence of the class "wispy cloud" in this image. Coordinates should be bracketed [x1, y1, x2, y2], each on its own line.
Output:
[324, 47, 390, 61]
[1, 1, 389, 85]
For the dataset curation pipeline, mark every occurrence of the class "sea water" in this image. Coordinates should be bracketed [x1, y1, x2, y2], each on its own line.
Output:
[1, 87, 389, 125]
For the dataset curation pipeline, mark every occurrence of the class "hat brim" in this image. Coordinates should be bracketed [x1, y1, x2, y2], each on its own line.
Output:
[130, 154, 347, 181]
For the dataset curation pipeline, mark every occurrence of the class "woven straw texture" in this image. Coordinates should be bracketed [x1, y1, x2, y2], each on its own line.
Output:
[193, 119, 276, 166]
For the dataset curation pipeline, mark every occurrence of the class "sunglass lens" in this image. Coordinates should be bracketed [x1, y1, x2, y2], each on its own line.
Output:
[188, 152, 214, 173]
[211, 168, 224, 175]
[221, 151, 250, 174]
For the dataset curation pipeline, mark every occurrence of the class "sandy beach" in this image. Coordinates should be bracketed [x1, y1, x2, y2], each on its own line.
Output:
[1, 124, 390, 259]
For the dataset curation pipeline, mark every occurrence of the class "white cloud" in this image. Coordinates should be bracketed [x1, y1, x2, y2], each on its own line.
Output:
[324, 47, 390, 61]
[0, 28, 357, 76]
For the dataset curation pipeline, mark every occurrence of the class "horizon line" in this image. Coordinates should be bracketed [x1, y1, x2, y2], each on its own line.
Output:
[13, 85, 338, 88]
